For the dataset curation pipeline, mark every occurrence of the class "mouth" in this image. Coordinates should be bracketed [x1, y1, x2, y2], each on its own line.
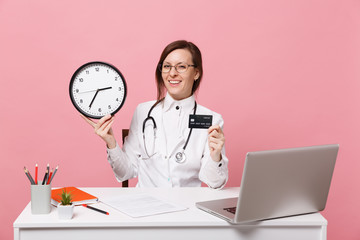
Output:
[168, 80, 182, 85]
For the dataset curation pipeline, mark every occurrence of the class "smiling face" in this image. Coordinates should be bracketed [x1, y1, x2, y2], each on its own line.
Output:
[161, 49, 200, 101]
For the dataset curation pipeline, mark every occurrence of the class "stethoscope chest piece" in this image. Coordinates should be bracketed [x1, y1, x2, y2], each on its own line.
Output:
[143, 99, 197, 163]
[175, 151, 186, 164]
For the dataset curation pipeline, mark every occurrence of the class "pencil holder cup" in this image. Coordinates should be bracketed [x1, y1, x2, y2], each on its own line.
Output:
[31, 183, 51, 214]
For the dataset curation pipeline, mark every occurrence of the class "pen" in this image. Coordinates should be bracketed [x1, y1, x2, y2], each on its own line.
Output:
[35, 163, 38, 185]
[49, 165, 58, 184]
[24, 167, 35, 185]
[82, 204, 109, 215]
[42, 169, 48, 185]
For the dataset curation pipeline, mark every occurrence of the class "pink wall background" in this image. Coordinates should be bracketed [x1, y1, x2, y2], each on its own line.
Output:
[1, 0, 359, 239]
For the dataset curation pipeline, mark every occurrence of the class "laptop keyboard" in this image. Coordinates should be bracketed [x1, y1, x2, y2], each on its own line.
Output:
[223, 207, 236, 214]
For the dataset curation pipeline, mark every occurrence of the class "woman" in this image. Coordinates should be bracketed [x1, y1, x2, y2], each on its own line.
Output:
[82, 40, 228, 188]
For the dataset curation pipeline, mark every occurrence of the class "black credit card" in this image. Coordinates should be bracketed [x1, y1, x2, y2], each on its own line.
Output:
[189, 114, 213, 129]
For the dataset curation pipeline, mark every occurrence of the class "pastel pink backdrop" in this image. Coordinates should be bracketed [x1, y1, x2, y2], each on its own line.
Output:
[1, 0, 359, 239]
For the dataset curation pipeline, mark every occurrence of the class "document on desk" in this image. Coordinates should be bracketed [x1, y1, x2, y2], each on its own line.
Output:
[101, 193, 188, 218]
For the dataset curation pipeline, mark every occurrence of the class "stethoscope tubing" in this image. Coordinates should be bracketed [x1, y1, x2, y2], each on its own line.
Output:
[142, 99, 197, 161]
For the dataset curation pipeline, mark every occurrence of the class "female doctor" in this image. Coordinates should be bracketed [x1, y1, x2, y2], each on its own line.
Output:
[82, 40, 228, 188]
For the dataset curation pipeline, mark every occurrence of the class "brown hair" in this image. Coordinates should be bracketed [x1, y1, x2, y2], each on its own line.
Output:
[155, 40, 203, 100]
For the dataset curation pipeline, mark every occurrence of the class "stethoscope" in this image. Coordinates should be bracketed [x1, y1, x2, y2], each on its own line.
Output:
[142, 99, 197, 164]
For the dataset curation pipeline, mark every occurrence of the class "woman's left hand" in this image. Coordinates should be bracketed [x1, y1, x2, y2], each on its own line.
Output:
[208, 125, 225, 162]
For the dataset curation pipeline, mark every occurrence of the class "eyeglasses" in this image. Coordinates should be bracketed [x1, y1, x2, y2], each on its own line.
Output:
[159, 63, 196, 73]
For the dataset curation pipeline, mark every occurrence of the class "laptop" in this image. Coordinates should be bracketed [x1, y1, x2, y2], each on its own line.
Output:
[196, 144, 339, 224]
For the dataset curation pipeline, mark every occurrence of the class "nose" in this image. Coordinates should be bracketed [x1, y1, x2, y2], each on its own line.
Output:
[169, 66, 178, 77]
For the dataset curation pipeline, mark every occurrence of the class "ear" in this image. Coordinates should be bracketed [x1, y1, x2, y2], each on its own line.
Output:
[194, 69, 200, 81]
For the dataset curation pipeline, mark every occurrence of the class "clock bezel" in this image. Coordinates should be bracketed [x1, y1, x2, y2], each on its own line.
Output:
[69, 61, 127, 119]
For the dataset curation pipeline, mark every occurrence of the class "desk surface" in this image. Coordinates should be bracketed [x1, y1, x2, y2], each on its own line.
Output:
[14, 187, 326, 228]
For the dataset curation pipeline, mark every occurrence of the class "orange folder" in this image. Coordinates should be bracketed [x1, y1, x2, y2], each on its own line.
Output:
[51, 187, 98, 206]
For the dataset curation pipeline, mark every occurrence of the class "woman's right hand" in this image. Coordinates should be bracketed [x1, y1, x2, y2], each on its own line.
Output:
[80, 114, 117, 149]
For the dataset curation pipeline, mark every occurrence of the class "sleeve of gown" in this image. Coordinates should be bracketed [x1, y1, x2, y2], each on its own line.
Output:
[198, 115, 229, 189]
[106, 105, 142, 182]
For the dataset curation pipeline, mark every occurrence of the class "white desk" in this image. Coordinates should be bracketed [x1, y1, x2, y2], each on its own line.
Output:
[14, 187, 327, 240]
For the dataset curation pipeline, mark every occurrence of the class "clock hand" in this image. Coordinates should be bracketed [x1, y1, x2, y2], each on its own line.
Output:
[79, 87, 112, 94]
[89, 89, 100, 109]
[88, 87, 112, 109]
[79, 89, 98, 94]
[98, 86, 112, 91]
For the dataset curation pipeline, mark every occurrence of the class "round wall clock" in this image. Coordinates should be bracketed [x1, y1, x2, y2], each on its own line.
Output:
[69, 61, 127, 119]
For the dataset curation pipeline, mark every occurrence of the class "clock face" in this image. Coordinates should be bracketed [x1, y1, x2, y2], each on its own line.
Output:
[69, 62, 127, 119]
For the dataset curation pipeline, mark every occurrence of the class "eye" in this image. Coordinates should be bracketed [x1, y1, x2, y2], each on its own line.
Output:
[177, 64, 186, 69]
[163, 64, 171, 69]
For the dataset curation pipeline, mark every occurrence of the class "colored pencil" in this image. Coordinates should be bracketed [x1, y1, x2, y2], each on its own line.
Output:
[49, 165, 58, 184]
[35, 163, 38, 184]
[25, 167, 35, 184]
[24, 168, 33, 184]
[42, 169, 48, 185]
[47, 168, 53, 185]
[82, 204, 109, 215]
[45, 163, 50, 183]
[24, 167, 35, 185]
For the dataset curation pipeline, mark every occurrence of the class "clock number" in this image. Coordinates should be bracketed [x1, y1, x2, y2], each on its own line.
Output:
[107, 69, 109, 73]
[76, 89, 79, 93]
[115, 76, 118, 81]
[79, 78, 83, 82]
[108, 105, 111, 109]
[116, 98, 119, 102]
[80, 99, 83, 103]
[118, 87, 122, 91]
[98, 108, 102, 112]
[86, 70, 89, 74]
[95, 67, 99, 72]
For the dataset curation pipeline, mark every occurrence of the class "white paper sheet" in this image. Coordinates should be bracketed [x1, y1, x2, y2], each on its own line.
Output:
[101, 193, 188, 218]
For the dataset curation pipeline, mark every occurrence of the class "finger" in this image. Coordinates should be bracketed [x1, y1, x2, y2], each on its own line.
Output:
[210, 140, 224, 150]
[80, 114, 96, 128]
[97, 114, 113, 126]
[209, 142, 220, 152]
[208, 125, 222, 134]
[96, 120, 114, 138]
[209, 137, 224, 150]
[209, 136, 221, 144]
[98, 117, 114, 133]
[102, 119, 114, 134]
[209, 130, 221, 138]
[209, 132, 224, 144]
[209, 129, 225, 140]
[95, 115, 113, 130]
